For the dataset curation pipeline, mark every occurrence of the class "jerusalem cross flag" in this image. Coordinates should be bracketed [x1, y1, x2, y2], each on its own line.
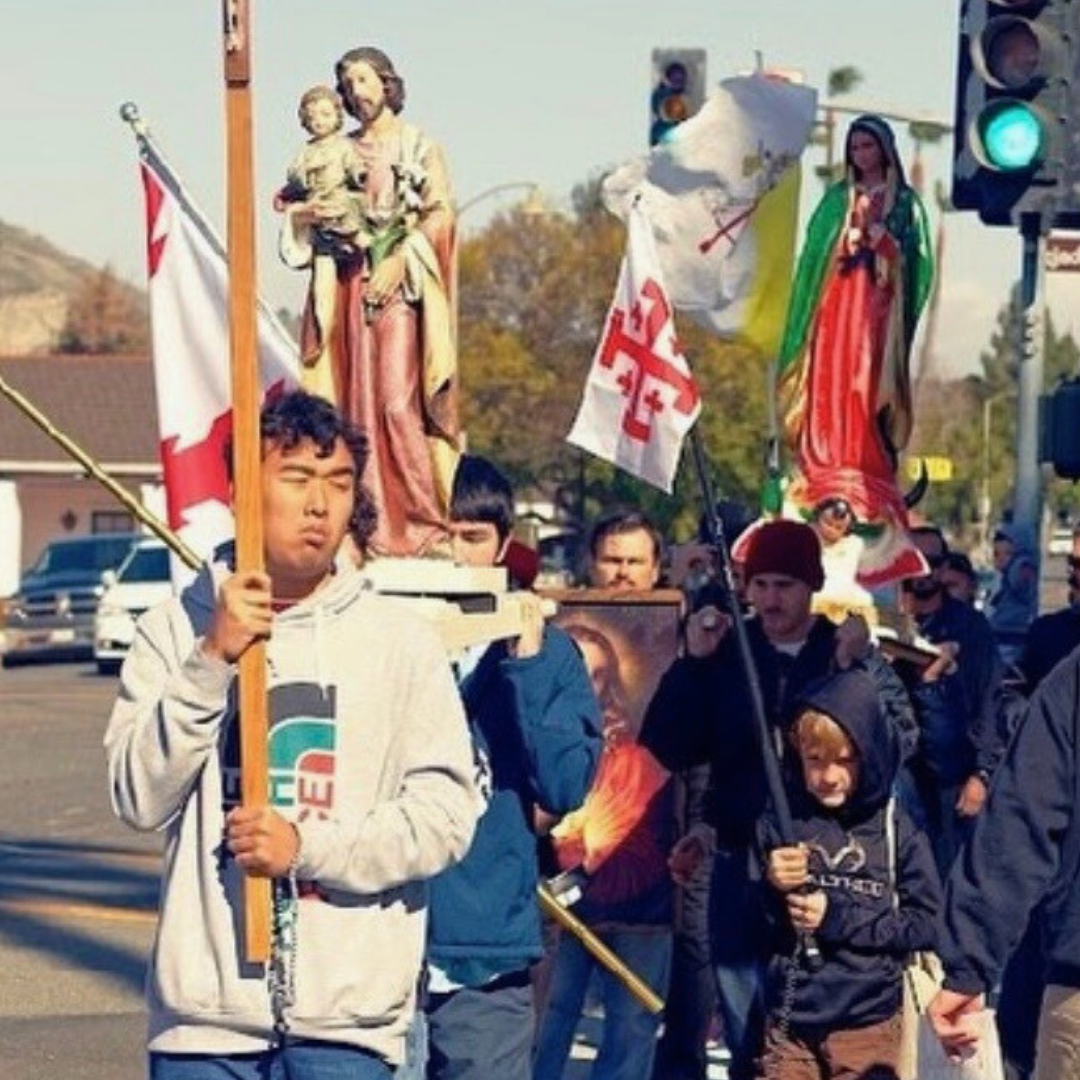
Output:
[567, 203, 701, 492]
[138, 145, 298, 576]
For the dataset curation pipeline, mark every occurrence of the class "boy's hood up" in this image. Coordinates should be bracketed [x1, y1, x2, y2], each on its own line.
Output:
[791, 668, 898, 816]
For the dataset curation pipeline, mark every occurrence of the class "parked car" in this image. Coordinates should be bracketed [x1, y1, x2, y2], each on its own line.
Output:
[93, 539, 172, 675]
[1, 533, 142, 666]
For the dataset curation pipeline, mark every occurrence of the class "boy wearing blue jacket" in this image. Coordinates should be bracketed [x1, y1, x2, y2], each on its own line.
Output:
[758, 670, 941, 1080]
[423, 455, 603, 1080]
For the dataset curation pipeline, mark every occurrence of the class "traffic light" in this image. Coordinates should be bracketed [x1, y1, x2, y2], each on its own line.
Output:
[1041, 378, 1080, 479]
[649, 49, 706, 147]
[951, 0, 1078, 226]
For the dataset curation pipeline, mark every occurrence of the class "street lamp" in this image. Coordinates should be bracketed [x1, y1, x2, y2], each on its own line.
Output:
[456, 181, 547, 221]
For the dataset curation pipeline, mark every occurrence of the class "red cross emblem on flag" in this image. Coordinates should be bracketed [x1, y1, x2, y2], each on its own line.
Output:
[598, 278, 700, 443]
[567, 204, 700, 493]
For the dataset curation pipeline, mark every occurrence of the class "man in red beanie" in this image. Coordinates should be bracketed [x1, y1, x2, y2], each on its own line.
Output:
[639, 519, 915, 1080]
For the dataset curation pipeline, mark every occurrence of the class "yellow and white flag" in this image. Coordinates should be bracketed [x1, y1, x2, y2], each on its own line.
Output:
[602, 74, 817, 357]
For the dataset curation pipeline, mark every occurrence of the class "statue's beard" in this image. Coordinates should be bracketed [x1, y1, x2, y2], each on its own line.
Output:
[355, 97, 385, 128]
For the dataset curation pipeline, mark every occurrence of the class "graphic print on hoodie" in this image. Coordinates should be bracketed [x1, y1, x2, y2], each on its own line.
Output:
[759, 669, 941, 1032]
[221, 682, 338, 899]
[221, 683, 338, 819]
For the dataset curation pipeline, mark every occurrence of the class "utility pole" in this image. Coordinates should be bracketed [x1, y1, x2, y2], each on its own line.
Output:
[1014, 216, 1047, 539]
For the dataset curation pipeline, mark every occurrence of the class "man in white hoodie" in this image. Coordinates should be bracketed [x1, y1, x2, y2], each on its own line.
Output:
[105, 390, 480, 1080]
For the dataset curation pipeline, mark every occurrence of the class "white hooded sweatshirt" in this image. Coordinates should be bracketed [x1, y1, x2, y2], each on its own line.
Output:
[104, 559, 480, 1063]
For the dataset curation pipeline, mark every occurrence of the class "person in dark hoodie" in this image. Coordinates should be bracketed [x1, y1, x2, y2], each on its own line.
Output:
[422, 455, 603, 1080]
[640, 520, 918, 1080]
[758, 669, 940, 1080]
[987, 522, 1039, 668]
[929, 648, 1080, 1080]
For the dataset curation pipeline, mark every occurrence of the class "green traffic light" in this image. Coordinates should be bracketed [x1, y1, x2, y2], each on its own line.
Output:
[979, 101, 1043, 170]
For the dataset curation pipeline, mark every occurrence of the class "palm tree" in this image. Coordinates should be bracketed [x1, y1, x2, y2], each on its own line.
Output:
[817, 67, 864, 185]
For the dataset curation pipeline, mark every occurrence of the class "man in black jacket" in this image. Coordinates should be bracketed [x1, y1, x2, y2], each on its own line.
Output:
[930, 649, 1080, 1080]
[900, 525, 1009, 877]
[639, 520, 916, 1080]
[995, 523, 1080, 1080]
[1019, 524, 1080, 692]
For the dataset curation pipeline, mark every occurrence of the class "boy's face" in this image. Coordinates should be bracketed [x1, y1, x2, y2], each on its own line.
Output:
[799, 738, 860, 809]
[449, 520, 507, 568]
[303, 97, 340, 138]
[260, 436, 355, 594]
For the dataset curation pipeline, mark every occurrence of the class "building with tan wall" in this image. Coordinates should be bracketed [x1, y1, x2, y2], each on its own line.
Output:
[0, 355, 161, 596]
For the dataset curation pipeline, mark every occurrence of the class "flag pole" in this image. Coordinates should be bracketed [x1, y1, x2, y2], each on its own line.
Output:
[118, 102, 298, 357]
[688, 426, 821, 966]
[0, 372, 201, 568]
[221, 0, 271, 965]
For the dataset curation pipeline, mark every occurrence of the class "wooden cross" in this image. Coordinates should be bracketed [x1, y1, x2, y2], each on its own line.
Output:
[222, 0, 271, 964]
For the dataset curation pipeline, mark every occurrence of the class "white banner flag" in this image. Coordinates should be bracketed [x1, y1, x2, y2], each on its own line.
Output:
[603, 74, 817, 356]
[567, 204, 700, 493]
[139, 154, 299, 572]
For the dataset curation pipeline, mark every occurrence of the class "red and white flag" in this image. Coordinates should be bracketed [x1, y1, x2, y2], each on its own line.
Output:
[139, 151, 298, 573]
[567, 204, 700, 492]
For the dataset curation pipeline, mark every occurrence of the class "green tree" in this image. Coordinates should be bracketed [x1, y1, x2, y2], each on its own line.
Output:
[909, 289, 1080, 537]
[456, 185, 771, 540]
[814, 67, 865, 187]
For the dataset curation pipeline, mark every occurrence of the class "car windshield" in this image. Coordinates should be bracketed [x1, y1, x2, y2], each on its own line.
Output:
[118, 547, 170, 584]
[28, 537, 135, 577]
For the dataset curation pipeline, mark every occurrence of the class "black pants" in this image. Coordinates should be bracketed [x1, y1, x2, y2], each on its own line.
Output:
[652, 856, 717, 1080]
[997, 908, 1047, 1080]
[425, 971, 533, 1080]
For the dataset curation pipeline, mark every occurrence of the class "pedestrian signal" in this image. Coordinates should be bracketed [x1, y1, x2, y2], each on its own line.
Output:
[1041, 378, 1080, 480]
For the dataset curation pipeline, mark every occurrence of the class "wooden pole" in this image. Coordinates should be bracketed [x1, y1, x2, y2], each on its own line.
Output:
[537, 884, 664, 1015]
[222, 0, 271, 964]
[0, 372, 202, 569]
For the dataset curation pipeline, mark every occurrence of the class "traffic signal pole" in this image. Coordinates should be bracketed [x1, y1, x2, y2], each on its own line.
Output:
[1014, 214, 1047, 539]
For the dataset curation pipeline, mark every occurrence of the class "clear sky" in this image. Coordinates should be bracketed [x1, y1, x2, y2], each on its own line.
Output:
[1, 0, 1068, 379]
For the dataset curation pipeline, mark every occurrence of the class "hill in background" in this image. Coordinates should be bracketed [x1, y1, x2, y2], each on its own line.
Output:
[0, 220, 147, 355]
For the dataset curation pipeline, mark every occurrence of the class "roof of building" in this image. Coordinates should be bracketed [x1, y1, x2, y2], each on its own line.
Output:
[0, 354, 158, 470]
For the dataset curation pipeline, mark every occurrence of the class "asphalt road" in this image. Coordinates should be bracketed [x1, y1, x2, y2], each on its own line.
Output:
[0, 661, 156, 1080]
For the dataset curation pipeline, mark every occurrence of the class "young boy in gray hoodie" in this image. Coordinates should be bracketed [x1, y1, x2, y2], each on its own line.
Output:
[104, 391, 480, 1080]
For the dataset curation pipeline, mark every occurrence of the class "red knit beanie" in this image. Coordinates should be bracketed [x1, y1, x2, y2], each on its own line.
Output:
[743, 520, 824, 591]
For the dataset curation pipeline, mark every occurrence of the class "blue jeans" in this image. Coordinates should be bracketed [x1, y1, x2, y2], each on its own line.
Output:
[712, 960, 765, 1080]
[392, 1012, 427, 1080]
[534, 928, 672, 1080]
[426, 973, 533, 1080]
[150, 1040, 393, 1080]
